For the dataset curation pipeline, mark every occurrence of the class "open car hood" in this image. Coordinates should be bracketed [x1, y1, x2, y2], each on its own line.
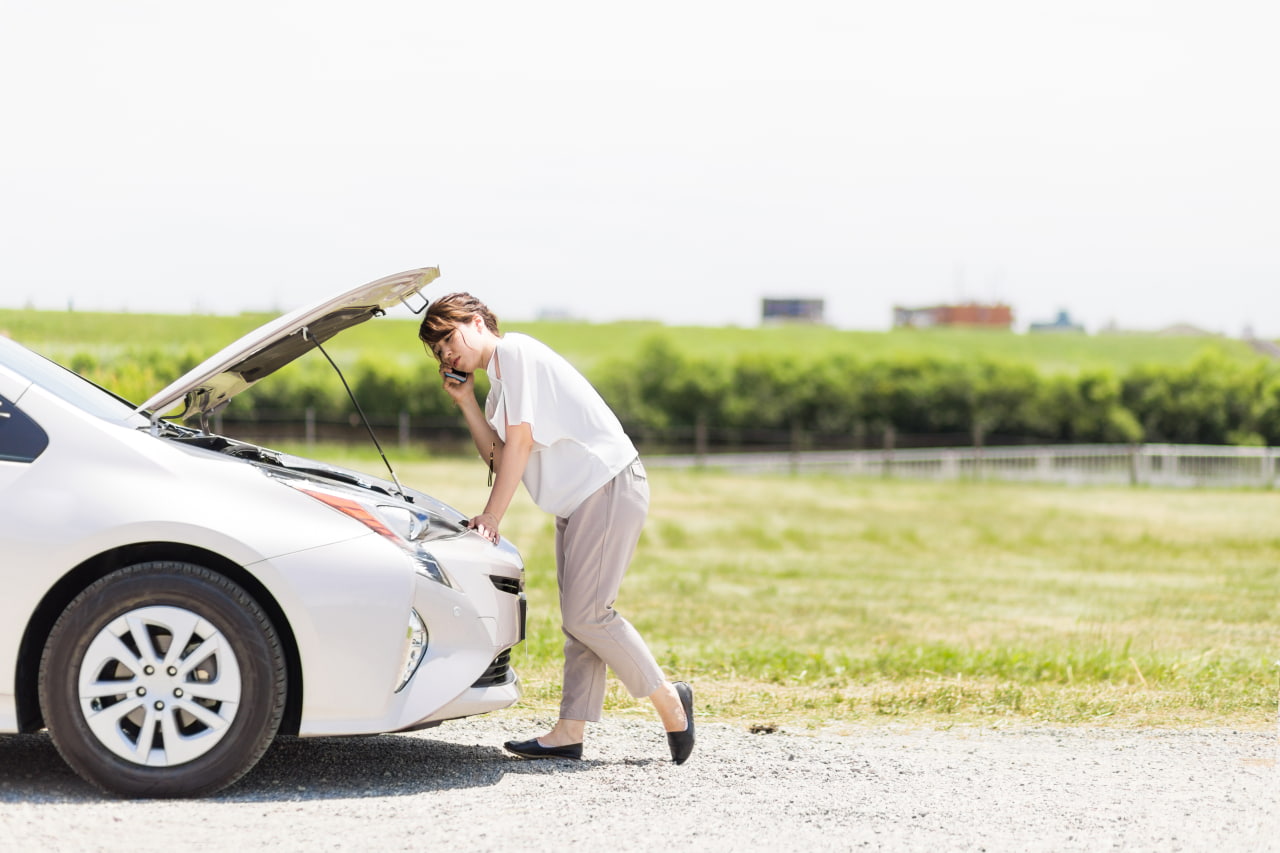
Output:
[137, 267, 440, 423]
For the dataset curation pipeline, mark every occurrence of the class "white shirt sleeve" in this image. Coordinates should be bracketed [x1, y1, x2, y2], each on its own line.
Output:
[484, 333, 636, 517]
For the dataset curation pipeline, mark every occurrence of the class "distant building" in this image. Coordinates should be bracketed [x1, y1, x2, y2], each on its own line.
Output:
[1098, 322, 1218, 337]
[893, 302, 1013, 330]
[1155, 323, 1217, 337]
[537, 307, 579, 322]
[1029, 309, 1085, 334]
[762, 297, 825, 324]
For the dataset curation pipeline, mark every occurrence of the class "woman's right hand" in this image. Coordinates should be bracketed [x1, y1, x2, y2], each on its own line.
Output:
[440, 367, 473, 405]
[464, 511, 501, 544]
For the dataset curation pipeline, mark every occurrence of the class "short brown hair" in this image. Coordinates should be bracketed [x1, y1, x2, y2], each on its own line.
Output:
[418, 293, 500, 356]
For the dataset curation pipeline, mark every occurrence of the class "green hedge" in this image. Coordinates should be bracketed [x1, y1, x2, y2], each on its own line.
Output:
[71, 336, 1280, 447]
[596, 340, 1280, 446]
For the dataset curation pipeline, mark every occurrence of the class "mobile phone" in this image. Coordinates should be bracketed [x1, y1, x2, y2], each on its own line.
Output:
[443, 370, 469, 383]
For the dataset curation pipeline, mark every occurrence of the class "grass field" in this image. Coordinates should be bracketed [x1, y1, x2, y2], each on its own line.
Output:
[5, 307, 1276, 731]
[1, 307, 1267, 377]
[305, 446, 1279, 732]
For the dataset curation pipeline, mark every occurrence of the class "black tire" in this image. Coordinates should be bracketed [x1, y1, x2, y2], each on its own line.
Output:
[38, 561, 286, 798]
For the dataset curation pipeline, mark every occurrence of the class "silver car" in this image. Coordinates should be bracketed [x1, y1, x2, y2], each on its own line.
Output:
[0, 268, 525, 797]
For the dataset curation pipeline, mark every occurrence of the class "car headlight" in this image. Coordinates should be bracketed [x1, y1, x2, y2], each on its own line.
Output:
[374, 504, 459, 544]
[276, 480, 456, 587]
[395, 608, 428, 693]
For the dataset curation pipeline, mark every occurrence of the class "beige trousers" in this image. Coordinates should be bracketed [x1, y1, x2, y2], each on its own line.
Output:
[555, 457, 666, 721]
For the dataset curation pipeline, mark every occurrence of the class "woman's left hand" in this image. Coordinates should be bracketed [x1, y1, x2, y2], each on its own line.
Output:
[466, 512, 501, 544]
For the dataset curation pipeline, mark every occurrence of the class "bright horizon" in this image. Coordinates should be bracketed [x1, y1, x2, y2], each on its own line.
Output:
[2, 1, 1277, 337]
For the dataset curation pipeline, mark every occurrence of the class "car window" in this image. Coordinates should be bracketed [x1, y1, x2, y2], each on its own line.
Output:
[0, 394, 50, 462]
[0, 336, 147, 426]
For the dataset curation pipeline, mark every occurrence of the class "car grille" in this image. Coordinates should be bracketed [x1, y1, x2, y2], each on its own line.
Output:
[488, 575, 522, 595]
[472, 649, 512, 688]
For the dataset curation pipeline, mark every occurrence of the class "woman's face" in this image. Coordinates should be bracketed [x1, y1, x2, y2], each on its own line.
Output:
[430, 314, 491, 373]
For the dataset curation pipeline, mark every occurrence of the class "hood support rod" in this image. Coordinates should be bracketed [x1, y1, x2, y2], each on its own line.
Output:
[303, 325, 407, 500]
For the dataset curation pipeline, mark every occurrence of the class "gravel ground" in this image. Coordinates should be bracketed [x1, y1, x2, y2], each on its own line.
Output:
[1, 716, 1276, 852]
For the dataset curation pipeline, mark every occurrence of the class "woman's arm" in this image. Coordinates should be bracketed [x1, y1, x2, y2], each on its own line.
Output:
[459, 392, 503, 461]
[445, 373, 503, 461]
[471, 421, 533, 543]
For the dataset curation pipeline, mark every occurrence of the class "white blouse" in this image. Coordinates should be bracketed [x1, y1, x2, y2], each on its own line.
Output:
[484, 333, 637, 517]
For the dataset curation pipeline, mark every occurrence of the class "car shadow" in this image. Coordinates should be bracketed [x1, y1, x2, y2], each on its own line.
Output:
[219, 733, 612, 801]
[0, 732, 632, 803]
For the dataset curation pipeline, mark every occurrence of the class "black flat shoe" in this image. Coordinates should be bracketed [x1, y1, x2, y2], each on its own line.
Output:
[503, 737, 583, 760]
[666, 681, 695, 765]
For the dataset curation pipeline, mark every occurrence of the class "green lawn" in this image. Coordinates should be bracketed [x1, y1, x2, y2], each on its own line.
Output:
[6, 307, 1276, 731]
[311, 447, 1280, 731]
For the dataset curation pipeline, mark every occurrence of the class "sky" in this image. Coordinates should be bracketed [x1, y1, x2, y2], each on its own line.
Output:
[2, 1, 1278, 336]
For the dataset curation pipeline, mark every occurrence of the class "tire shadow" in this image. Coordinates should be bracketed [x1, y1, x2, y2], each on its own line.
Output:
[0, 733, 92, 801]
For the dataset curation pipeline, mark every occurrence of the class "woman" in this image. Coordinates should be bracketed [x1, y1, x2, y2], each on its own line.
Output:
[418, 293, 694, 765]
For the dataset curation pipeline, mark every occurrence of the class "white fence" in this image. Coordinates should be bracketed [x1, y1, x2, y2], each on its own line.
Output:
[647, 443, 1280, 489]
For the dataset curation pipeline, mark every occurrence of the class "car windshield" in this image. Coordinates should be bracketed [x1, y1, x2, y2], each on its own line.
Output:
[0, 336, 149, 427]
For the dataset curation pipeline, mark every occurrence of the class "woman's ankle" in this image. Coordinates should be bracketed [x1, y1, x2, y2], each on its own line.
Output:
[648, 682, 687, 732]
[542, 719, 585, 746]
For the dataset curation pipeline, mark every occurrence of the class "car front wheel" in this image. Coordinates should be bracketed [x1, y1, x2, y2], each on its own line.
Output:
[38, 561, 286, 798]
